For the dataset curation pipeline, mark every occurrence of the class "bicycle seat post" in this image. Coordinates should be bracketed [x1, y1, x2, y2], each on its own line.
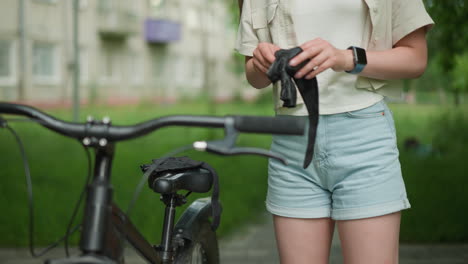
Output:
[158, 193, 187, 263]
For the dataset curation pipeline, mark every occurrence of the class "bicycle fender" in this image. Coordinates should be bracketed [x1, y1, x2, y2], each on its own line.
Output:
[174, 197, 217, 241]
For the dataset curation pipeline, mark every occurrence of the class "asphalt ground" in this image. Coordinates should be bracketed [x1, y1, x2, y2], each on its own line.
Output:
[1, 215, 467, 264]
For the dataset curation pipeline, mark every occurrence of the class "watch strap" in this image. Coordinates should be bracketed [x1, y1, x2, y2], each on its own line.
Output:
[346, 46, 367, 74]
[347, 62, 366, 74]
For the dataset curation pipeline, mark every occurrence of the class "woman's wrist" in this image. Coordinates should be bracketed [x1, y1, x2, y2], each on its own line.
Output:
[340, 49, 355, 72]
[246, 57, 272, 88]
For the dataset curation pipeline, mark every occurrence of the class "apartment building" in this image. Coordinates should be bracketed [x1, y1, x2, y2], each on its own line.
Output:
[0, 0, 247, 104]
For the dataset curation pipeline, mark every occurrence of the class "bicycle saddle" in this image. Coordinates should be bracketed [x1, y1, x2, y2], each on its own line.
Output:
[142, 156, 222, 230]
[141, 157, 214, 194]
[149, 168, 213, 194]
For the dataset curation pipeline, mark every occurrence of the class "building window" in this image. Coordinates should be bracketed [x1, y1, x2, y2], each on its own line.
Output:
[128, 53, 144, 86]
[100, 46, 119, 83]
[98, 0, 112, 12]
[0, 40, 16, 86]
[150, 0, 163, 7]
[186, 9, 200, 30]
[79, 0, 88, 10]
[34, 0, 58, 4]
[32, 42, 60, 84]
[149, 0, 165, 17]
[174, 55, 190, 89]
[79, 48, 89, 83]
[191, 57, 203, 89]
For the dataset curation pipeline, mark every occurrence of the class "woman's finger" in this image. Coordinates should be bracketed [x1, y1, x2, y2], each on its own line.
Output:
[301, 38, 324, 49]
[290, 38, 330, 67]
[268, 45, 280, 62]
[253, 58, 268, 74]
[294, 51, 329, 78]
[253, 49, 270, 69]
[305, 60, 334, 79]
[289, 46, 322, 67]
[259, 45, 277, 64]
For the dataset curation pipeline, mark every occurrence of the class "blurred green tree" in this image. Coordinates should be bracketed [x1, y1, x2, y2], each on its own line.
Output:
[229, 1, 246, 78]
[228, 0, 241, 27]
[452, 52, 468, 95]
[424, 0, 468, 105]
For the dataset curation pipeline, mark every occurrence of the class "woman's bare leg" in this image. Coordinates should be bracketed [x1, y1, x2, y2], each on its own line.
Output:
[273, 215, 335, 264]
[338, 212, 401, 264]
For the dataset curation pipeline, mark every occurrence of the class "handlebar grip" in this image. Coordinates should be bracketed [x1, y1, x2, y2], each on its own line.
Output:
[233, 116, 305, 135]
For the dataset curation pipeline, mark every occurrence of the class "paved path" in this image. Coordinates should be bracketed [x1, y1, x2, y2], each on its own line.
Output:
[1, 215, 467, 264]
[219, 214, 468, 264]
[218, 214, 342, 264]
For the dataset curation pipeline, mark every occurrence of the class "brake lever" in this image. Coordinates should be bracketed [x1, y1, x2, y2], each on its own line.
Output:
[192, 117, 288, 165]
[194, 142, 288, 165]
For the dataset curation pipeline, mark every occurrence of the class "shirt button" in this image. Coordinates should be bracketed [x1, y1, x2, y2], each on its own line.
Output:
[373, 7, 378, 13]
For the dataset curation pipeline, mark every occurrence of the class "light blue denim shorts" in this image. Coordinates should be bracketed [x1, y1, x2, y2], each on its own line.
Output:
[267, 100, 411, 220]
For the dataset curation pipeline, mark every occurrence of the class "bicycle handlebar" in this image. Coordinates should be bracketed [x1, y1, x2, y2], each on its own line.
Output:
[0, 102, 305, 141]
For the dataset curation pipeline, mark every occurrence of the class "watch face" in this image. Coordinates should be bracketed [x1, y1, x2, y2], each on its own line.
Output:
[356, 47, 367, 65]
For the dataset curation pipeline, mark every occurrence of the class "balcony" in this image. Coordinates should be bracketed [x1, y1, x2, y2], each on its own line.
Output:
[145, 18, 181, 44]
[97, 0, 138, 39]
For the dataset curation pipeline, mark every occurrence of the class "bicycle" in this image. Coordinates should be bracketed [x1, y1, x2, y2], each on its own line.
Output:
[0, 102, 305, 264]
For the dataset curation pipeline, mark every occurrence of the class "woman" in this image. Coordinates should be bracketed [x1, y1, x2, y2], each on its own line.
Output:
[235, 0, 434, 263]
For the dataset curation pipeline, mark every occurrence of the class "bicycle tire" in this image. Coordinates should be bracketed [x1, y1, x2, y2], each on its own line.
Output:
[174, 220, 219, 264]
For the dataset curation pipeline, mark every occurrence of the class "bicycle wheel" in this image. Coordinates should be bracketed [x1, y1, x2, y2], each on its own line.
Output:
[174, 220, 219, 264]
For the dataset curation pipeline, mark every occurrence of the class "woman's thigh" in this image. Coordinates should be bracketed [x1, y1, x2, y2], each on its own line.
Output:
[273, 215, 335, 264]
[337, 212, 401, 264]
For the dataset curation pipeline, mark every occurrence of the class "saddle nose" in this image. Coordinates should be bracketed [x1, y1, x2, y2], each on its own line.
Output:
[150, 168, 213, 194]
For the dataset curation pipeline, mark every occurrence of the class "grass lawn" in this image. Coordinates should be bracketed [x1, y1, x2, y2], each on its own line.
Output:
[0, 101, 467, 246]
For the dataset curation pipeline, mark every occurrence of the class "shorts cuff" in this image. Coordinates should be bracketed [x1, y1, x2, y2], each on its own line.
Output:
[331, 199, 411, 220]
[266, 201, 331, 219]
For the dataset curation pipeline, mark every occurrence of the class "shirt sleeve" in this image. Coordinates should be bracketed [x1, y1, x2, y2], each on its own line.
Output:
[392, 0, 435, 45]
[235, 0, 258, 57]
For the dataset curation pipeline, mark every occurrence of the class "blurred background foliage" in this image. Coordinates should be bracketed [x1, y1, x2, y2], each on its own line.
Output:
[416, 0, 468, 105]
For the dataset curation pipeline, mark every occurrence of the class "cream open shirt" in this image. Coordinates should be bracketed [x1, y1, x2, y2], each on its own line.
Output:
[235, 0, 435, 115]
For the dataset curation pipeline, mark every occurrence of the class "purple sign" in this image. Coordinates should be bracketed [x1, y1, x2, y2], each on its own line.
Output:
[145, 19, 181, 43]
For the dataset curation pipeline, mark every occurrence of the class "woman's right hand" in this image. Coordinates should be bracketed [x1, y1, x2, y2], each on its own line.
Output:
[245, 42, 280, 89]
[251, 42, 281, 74]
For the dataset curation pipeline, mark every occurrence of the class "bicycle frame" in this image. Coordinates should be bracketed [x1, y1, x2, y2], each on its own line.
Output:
[47, 142, 210, 264]
[108, 203, 162, 263]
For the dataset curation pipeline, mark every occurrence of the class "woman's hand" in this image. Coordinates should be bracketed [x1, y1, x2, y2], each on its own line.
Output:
[252, 42, 281, 74]
[244, 42, 280, 89]
[289, 38, 354, 79]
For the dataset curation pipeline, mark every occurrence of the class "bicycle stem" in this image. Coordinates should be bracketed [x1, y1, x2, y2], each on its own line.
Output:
[80, 143, 115, 254]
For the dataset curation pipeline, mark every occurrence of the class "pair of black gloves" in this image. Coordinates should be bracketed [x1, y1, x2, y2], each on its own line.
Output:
[266, 47, 319, 169]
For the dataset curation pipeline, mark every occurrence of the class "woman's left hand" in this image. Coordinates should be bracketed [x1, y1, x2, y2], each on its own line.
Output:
[289, 38, 354, 79]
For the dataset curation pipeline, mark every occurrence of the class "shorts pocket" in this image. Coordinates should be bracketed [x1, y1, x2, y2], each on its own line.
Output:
[345, 102, 386, 119]
[382, 104, 398, 144]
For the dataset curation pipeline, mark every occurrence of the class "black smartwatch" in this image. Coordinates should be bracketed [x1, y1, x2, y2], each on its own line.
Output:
[346, 46, 367, 74]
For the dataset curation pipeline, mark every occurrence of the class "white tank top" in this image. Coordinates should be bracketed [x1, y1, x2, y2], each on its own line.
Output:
[286, 0, 383, 115]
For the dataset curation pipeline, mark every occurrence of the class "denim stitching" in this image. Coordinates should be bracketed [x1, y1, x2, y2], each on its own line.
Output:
[382, 103, 398, 148]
